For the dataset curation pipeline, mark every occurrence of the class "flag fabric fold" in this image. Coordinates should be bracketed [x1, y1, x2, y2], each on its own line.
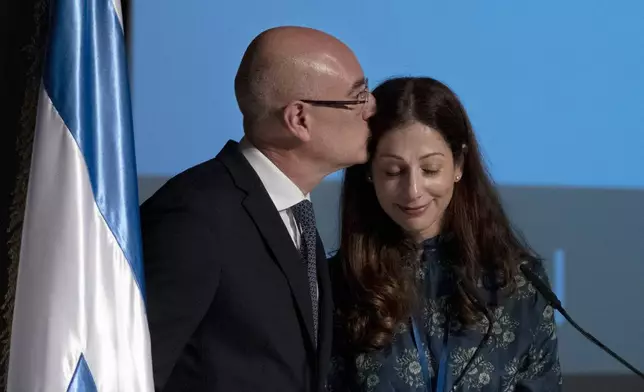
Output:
[8, 0, 153, 390]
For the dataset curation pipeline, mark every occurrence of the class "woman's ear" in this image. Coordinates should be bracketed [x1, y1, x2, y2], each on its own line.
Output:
[365, 160, 375, 183]
[455, 144, 467, 182]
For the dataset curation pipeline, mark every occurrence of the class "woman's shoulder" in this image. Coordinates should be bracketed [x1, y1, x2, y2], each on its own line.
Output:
[512, 257, 554, 300]
[496, 257, 555, 323]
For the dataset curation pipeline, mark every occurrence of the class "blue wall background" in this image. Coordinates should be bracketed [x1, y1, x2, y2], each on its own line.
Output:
[131, 0, 644, 377]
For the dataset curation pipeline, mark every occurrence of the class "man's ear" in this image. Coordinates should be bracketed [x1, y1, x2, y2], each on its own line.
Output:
[282, 101, 312, 142]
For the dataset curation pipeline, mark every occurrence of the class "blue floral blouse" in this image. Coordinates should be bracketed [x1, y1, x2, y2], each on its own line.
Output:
[327, 237, 563, 392]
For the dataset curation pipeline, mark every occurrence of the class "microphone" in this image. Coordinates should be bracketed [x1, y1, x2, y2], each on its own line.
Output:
[519, 264, 644, 381]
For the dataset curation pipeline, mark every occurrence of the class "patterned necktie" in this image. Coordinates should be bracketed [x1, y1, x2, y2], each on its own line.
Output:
[290, 199, 318, 346]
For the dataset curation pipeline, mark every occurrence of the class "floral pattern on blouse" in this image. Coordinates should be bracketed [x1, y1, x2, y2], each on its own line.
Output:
[327, 238, 563, 392]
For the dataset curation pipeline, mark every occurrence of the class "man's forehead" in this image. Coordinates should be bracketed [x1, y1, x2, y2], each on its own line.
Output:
[290, 53, 356, 76]
[294, 51, 366, 95]
[347, 77, 368, 93]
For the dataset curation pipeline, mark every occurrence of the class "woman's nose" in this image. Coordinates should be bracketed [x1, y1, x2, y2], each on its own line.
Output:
[404, 172, 422, 201]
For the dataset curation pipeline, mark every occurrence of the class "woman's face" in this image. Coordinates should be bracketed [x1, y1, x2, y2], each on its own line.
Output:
[371, 122, 463, 241]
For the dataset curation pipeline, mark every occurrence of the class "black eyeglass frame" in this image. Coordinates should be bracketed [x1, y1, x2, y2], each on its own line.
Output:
[300, 98, 368, 107]
[299, 80, 370, 109]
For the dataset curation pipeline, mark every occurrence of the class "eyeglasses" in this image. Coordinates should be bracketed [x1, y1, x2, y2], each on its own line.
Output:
[301, 88, 371, 115]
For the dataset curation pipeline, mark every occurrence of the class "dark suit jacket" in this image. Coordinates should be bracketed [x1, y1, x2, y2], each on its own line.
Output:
[140, 140, 333, 392]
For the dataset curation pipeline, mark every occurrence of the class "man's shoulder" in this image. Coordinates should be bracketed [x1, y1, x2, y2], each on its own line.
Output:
[147, 157, 224, 194]
[140, 151, 245, 218]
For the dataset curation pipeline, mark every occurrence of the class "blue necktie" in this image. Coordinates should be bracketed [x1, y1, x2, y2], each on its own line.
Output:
[291, 199, 319, 346]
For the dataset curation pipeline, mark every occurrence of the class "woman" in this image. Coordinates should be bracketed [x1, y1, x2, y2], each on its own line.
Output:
[328, 77, 562, 392]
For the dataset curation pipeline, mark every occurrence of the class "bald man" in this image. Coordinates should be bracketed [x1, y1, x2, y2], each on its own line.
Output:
[140, 26, 375, 392]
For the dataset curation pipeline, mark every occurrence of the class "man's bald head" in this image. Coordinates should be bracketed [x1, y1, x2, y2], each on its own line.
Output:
[234, 26, 361, 133]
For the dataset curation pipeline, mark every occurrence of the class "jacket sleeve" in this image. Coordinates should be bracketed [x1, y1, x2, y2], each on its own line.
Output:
[325, 253, 357, 392]
[141, 195, 222, 390]
[327, 354, 351, 391]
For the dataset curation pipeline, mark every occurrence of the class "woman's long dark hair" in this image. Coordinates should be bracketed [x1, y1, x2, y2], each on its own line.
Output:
[336, 77, 537, 351]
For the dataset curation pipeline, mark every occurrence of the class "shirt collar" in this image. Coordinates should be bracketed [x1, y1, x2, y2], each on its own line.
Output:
[239, 137, 309, 212]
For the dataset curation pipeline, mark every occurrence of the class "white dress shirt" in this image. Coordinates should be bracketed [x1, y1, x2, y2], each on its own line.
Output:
[239, 137, 310, 250]
[239, 138, 320, 303]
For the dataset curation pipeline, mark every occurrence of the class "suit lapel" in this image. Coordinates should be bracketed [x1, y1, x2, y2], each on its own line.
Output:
[217, 140, 316, 348]
[242, 192, 316, 344]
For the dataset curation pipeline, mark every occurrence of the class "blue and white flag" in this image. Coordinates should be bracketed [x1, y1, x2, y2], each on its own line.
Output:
[8, 0, 153, 390]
